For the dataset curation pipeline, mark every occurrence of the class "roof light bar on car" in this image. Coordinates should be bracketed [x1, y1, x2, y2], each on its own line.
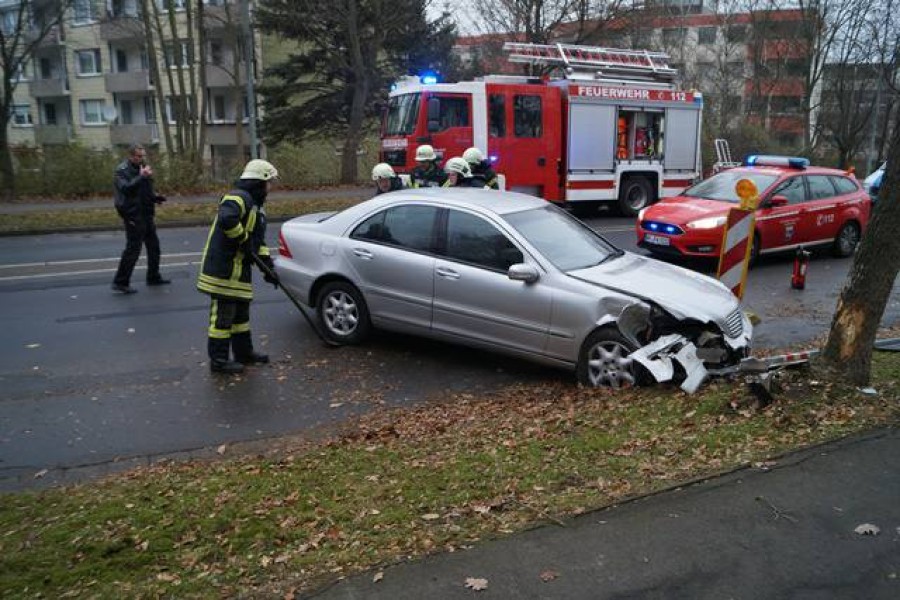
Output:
[743, 155, 810, 169]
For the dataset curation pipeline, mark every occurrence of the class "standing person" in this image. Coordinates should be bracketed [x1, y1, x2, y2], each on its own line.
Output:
[442, 157, 478, 187]
[197, 159, 280, 374]
[410, 144, 447, 188]
[372, 162, 405, 195]
[462, 147, 499, 189]
[111, 144, 169, 293]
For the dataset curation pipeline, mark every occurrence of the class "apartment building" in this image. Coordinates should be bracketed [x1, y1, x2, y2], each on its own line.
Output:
[5, 0, 259, 169]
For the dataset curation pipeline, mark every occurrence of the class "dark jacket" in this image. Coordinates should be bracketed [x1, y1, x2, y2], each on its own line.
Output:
[442, 176, 482, 188]
[375, 176, 406, 195]
[470, 160, 499, 189]
[411, 161, 447, 188]
[114, 159, 157, 220]
[197, 184, 271, 301]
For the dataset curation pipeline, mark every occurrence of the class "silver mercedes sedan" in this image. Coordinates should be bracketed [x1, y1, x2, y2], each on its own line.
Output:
[274, 189, 752, 389]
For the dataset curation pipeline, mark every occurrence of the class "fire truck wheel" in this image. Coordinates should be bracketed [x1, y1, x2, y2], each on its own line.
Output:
[833, 221, 860, 257]
[576, 327, 649, 389]
[618, 177, 655, 217]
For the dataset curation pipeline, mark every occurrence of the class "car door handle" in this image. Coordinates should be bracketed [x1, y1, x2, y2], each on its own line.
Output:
[352, 248, 374, 259]
[436, 266, 460, 280]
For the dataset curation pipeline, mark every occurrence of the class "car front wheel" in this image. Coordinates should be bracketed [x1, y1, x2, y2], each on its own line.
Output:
[316, 281, 371, 345]
[833, 221, 860, 257]
[576, 327, 642, 389]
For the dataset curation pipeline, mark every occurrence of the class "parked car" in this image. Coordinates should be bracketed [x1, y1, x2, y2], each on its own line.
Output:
[274, 189, 752, 388]
[636, 156, 872, 263]
[863, 162, 885, 201]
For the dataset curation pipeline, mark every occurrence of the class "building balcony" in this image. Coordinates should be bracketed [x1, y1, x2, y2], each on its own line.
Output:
[105, 71, 153, 93]
[206, 122, 250, 146]
[110, 123, 160, 146]
[34, 125, 73, 145]
[100, 16, 144, 41]
[30, 78, 69, 98]
[205, 64, 247, 88]
[25, 25, 64, 47]
[203, 5, 239, 29]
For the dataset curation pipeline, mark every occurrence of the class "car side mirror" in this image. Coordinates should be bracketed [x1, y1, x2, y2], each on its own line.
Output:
[768, 195, 789, 207]
[508, 263, 539, 283]
[427, 120, 440, 133]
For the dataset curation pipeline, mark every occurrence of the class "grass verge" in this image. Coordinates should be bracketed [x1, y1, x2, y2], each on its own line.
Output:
[0, 196, 361, 235]
[1, 352, 898, 598]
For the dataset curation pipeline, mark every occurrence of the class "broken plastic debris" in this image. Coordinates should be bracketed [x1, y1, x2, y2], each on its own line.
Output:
[854, 523, 880, 535]
[858, 387, 877, 396]
[25, 343, 41, 349]
[127, 328, 136, 334]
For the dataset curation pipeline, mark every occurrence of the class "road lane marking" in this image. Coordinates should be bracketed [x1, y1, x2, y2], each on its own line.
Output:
[0, 261, 201, 281]
[0, 252, 203, 270]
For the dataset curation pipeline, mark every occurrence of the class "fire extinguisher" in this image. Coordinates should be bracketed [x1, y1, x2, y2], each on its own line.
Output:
[791, 246, 811, 290]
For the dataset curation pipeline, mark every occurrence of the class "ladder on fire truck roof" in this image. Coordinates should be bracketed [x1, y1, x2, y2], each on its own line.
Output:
[503, 42, 678, 82]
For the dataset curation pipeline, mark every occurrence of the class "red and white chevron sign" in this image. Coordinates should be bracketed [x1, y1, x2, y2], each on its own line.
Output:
[716, 207, 756, 299]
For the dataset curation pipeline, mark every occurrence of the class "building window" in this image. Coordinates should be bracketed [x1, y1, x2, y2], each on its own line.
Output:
[73, 0, 95, 24]
[111, 0, 139, 17]
[209, 41, 224, 66]
[80, 99, 106, 125]
[39, 57, 53, 78]
[10, 61, 29, 82]
[211, 94, 227, 121]
[726, 25, 746, 43]
[144, 95, 157, 123]
[164, 41, 193, 68]
[662, 27, 686, 46]
[166, 94, 196, 123]
[120, 99, 133, 124]
[157, 0, 186, 11]
[11, 104, 33, 126]
[1, 10, 18, 36]
[698, 27, 717, 45]
[44, 103, 57, 125]
[513, 95, 542, 138]
[76, 49, 102, 75]
[115, 49, 128, 72]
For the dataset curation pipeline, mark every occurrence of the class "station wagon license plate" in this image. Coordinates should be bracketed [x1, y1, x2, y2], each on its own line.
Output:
[645, 234, 671, 246]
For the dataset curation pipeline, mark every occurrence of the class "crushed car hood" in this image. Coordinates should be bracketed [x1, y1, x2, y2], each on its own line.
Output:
[569, 252, 739, 323]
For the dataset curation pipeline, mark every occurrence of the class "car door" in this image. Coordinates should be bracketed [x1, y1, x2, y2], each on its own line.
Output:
[801, 175, 841, 244]
[345, 204, 439, 331]
[757, 175, 807, 252]
[431, 208, 553, 354]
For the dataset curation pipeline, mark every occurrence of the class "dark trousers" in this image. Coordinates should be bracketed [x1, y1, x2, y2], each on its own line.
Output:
[113, 214, 161, 286]
[207, 297, 255, 363]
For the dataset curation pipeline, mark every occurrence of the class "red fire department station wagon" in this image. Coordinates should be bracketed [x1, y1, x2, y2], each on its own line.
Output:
[380, 43, 704, 216]
[636, 156, 872, 262]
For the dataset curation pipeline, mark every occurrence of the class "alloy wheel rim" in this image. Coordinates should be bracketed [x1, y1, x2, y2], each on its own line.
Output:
[323, 291, 359, 336]
[587, 341, 636, 388]
[839, 225, 859, 254]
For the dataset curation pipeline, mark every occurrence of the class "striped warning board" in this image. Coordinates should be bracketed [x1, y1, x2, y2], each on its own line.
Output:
[717, 208, 755, 298]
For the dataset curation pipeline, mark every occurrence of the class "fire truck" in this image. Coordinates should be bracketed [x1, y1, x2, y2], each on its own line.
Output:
[380, 42, 704, 216]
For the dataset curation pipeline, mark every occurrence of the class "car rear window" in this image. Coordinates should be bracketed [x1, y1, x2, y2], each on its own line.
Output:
[806, 175, 836, 200]
[830, 176, 859, 195]
[682, 171, 779, 203]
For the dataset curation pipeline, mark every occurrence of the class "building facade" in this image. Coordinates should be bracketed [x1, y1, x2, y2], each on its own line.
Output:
[4, 0, 260, 171]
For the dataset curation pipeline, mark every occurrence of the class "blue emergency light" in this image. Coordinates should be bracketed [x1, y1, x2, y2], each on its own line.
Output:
[743, 155, 810, 169]
[419, 72, 439, 85]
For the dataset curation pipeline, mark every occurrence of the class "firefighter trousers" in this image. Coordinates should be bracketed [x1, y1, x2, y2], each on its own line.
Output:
[207, 297, 257, 363]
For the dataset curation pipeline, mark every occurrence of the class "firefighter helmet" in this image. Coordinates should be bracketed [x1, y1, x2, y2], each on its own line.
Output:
[463, 147, 484, 165]
[240, 159, 279, 181]
[371, 163, 396, 180]
[415, 144, 437, 161]
[444, 157, 472, 177]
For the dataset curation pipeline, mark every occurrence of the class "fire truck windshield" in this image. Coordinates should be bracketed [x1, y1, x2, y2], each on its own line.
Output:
[384, 93, 421, 136]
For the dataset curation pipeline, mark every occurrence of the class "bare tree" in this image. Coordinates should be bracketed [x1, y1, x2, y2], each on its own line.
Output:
[0, 0, 71, 200]
[820, 0, 900, 385]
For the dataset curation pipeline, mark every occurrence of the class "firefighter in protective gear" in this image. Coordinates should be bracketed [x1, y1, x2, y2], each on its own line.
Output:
[442, 156, 479, 187]
[411, 144, 447, 188]
[372, 162, 405, 195]
[462, 147, 499, 189]
[197, 159, 280, 374]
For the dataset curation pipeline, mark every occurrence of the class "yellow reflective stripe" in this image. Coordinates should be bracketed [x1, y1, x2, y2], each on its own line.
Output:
[222, 194, 246, 218]
[224, 223, 245, 239]
[258, 245, 270, 257]
[208, 299, 231, 338]
[232, 250, 243, 281]
[198, 280, 254, 300]
[198, 273, 252, 291]
[231, 322, 250, 334]
[442, 179, 452, 188]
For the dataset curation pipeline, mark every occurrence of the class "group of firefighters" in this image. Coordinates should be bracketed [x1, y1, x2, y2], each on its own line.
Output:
[371, 145, 499, 195]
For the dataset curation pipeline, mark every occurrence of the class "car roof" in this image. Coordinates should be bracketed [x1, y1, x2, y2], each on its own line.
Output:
[364, 188, 549, 215]
[735, 165, 851, 177]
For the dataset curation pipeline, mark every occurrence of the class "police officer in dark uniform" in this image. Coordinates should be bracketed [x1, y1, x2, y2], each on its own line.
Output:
[372, 162, 405, 195]
[463, 147, 499, 189]
[111, 144, 169, 293]
[197, 159, 280, 374]
[410, 144, 447, 188]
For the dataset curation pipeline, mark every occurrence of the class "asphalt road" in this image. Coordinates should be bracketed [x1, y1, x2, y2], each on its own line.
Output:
[1, 214, 898, 490]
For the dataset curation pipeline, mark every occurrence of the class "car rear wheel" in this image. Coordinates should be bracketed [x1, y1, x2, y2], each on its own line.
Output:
[618, 177, 655, 217]
[833, 221, 860, 257]
[576, 327, 642, 389]
[316, 281, 371, 345]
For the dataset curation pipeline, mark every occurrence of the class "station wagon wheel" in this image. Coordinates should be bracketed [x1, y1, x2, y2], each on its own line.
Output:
[833, 221, 860, 257]
[618, 177, 655, 217]
[576, 327, 641, 389]
[316, 281, 371, 345]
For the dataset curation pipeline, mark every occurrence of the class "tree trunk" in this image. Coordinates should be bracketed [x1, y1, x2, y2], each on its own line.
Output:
[340, 0, 368, 184]
[141, 0, 174, 156]
[820, 122, 900, 385]
[0, 111, 15, 202]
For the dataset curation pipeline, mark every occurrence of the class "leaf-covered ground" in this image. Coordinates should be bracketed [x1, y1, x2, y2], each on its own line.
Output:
[1, 343, 898, 598]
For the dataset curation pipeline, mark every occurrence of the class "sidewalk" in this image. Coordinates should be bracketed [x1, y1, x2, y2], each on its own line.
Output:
[310, 427, 900, 599]
[0, 186, 371, 215]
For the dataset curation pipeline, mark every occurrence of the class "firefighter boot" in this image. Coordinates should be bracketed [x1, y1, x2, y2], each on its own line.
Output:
[209, 337, 244, 374]
[232, 332, 270, 365]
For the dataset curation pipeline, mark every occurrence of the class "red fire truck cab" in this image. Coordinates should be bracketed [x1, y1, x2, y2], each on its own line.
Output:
[380, 43, 704, 216]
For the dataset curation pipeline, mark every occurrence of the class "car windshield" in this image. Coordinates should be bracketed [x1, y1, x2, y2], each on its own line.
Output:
[504, 204, 621, 271]
[682, 171, 779, 203]
[383, 93, 420, 136]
